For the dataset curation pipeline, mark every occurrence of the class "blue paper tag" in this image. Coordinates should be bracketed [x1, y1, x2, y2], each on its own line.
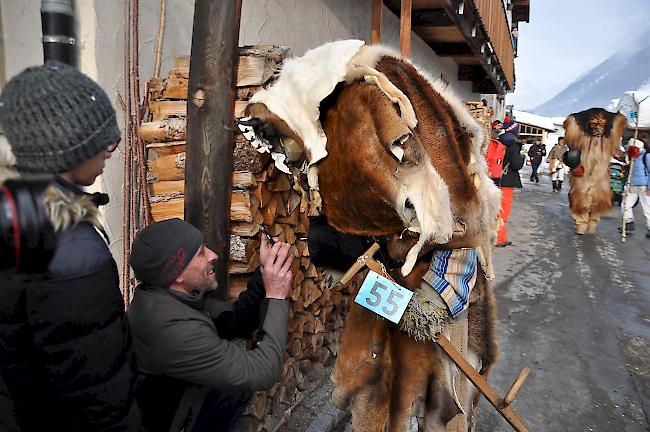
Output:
[354, 271, 414, 323]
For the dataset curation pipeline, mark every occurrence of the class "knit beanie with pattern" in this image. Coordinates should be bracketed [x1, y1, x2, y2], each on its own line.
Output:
[129, 219, 204, 288]
[0, 61, 121, 173]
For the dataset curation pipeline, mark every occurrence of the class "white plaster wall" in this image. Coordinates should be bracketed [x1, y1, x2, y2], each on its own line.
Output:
[1, 0, 479, 268]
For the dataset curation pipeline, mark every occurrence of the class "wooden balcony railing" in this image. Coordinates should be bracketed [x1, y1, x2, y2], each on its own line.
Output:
[474, 0, 515, 88]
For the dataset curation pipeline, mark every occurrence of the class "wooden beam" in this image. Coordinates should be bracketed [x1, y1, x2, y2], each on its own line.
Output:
[185, 0, 242, 298]
[400, 0, 412, 58]
[371, 0, 383, 44]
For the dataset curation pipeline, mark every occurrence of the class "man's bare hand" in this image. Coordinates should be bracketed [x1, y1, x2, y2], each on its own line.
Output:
[260, 236, 293, 300]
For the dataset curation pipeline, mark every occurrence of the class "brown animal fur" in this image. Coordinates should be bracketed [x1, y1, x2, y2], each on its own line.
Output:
[245, 52, 499, 432]
[564, 109, 627, 229]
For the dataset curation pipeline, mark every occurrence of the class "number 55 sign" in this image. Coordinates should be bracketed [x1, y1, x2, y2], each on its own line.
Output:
[354, 271, 414, 323]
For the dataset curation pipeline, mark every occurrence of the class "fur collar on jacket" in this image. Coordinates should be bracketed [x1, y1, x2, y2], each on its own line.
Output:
[0, 165, 106, 237]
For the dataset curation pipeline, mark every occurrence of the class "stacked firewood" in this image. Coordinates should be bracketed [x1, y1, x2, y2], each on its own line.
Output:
[466, 101, 492, 153]
[140, 48, 353, 432]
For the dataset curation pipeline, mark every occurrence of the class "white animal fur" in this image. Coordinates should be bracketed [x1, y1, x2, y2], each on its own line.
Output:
[396, 161, 454, 275]
[250, 40, 366, 167]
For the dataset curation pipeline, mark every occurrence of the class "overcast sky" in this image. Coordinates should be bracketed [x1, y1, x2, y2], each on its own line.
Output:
[507, 0, 650, 111]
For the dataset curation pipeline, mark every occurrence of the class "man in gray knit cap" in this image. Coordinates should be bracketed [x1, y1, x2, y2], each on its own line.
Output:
[0, 62, 141, 431]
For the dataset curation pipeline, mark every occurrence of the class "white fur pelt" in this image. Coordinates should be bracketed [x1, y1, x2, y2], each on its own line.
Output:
[250, 40, 366, 166]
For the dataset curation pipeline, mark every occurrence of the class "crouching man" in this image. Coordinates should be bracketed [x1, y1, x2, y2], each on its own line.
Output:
[128, 218, 292, 432]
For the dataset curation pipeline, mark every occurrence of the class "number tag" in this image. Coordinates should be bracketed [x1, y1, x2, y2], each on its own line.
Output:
[354, 271, 414, 323]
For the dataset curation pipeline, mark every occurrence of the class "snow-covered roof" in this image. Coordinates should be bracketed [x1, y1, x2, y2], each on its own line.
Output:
[512, 110, 556, 131]
[613, 83, 650, 129]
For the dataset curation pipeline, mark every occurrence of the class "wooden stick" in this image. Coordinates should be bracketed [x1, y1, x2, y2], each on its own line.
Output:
[339, 243, 380, 285]
[436, 336, 531, 432]
[503, 367, 531, 407]
[400, 0, 412, 58]
[371, 0, 382, 44]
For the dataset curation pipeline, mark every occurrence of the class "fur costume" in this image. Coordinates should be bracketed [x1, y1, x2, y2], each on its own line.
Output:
[563, 108, 627, 233]
[244, 40, 501, 431]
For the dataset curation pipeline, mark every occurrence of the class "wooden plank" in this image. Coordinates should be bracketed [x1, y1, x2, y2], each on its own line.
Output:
[371, 0, 382, 45]
[400, 0, 412, 57]
[184, 0, 242, 297]
[413, 25, 464, 43]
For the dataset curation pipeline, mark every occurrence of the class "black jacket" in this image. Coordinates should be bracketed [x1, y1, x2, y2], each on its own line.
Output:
[496, 134, 525, 188]
[0, 178, 141, 432]
[527, 143, 546, 165]
[129, 268, 288, 432]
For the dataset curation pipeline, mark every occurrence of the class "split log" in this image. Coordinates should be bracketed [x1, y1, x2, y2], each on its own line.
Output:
[149, 180, 184, 196]
[149, 100, 187, 121]
[230, 235, 260, 263]
[167, 54, 279, 87]
[230, 250, 260, 274]
[139, 118, 187, 142]
[149, 190, 258, 222]
[148, 152, 186, 181]
[301, 279, 321, 308]
[146, 140, 186, 156]
[230, 212, 263, 237]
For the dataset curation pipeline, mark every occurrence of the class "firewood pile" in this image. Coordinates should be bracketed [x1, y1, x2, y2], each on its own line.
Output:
[139, 47, 354, 431]
[466, 101, 492, 153]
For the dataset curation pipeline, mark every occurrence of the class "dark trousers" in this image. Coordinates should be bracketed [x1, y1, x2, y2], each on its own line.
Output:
[192, 389, 253, 432]
[530, 163, 540, 182]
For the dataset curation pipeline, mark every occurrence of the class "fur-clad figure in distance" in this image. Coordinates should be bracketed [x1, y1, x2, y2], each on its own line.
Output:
[563, 108, 627, 234]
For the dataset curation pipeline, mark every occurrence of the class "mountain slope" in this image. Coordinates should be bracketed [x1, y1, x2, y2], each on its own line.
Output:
[533, 33, 650, 117]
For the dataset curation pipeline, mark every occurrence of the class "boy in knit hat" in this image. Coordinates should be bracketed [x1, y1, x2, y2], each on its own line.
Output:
[0, 62, 141, 431]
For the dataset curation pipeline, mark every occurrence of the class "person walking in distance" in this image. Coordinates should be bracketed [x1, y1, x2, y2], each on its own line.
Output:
[547, 137, 568, 192]
[528, 141, 546, 184]
[619, 138, 650, 237]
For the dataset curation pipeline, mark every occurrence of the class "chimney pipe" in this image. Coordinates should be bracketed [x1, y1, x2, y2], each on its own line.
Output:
[40, 0, 76, 65]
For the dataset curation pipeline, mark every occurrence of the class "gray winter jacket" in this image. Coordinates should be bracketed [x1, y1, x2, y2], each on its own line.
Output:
[128, 273, 288, 431]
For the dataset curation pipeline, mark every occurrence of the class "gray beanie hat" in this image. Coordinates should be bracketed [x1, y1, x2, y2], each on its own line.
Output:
[129, 219, 204, 287]
[0, 61, 121, 173]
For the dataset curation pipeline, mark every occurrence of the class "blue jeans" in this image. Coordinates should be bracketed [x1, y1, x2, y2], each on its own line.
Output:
[192, 389, 253, 432]
[530, 163, 540, 182]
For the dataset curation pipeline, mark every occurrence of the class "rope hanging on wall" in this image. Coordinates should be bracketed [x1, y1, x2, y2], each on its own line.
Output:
[121, 0, 152, 305]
